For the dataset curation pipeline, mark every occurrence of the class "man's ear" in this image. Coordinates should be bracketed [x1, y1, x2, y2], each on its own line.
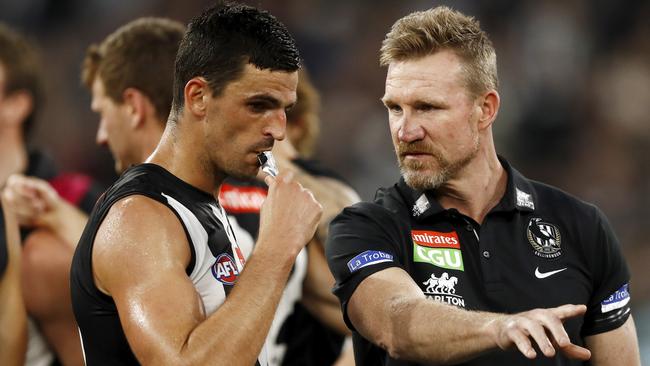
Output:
[0, 90, 33, 128]
[122, 88, 154, 128]
[476, 90, 500, 130]
[184, 77, 210, 118]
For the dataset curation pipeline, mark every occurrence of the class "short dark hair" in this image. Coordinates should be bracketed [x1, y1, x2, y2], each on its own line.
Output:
[171, 2, 301, 116]
[0, 22, 44, 139]
[82, 18, 185, 123]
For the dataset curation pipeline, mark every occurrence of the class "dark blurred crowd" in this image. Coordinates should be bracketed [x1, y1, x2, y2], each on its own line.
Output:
[2, 0, 649, 360]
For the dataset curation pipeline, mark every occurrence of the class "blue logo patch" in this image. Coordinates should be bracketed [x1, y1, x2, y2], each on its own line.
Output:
[211, 253, 240, 285]
[347, 250, 393, 272]
[601, 283, 630, 313]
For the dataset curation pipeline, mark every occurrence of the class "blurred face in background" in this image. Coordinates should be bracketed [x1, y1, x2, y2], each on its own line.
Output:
[383, 50, 481, 191]
[91, 77, 138, 174]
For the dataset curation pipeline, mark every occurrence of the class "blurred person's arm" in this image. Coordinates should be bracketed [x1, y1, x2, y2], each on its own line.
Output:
[0, 199, 27, 366]
[273, 139, 359, 334]
[584, 316, 640, 365]
[273, 139, 358, 365]
[2, 174, 88, 246]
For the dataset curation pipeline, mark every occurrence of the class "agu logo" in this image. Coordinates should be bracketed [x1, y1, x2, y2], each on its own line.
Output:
[211, 253, 240, 285]
[412, 230, 464, 271]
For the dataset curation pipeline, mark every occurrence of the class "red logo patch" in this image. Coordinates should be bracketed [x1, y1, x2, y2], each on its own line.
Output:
[218, 184, 267, 213]
[211, 254, 240, 285]
[411, 230, 460, 249]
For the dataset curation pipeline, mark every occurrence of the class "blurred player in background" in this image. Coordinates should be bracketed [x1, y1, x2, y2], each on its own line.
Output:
[0, 22, 101, 366]
[0, 199, 27, 366]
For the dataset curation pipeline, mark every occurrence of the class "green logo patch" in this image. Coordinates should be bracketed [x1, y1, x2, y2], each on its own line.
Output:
[413, 245, 464, 271]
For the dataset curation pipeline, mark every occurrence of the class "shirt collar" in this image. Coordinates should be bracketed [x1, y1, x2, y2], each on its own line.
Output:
[396, 156, 536, 222]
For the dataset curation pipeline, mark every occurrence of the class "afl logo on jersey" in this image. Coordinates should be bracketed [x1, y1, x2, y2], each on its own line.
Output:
[527, 217, 562, 259]
[211, 254, 240, 285]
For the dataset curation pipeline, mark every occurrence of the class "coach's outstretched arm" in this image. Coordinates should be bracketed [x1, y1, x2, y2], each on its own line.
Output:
[347, 267, 591, 365]
[92, 172, 321, 366]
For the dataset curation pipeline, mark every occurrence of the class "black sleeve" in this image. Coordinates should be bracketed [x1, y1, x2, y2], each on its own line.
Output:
[0, 203, 7, 277]
[581, 205, 631, 336]
[325, 202, 406, 330]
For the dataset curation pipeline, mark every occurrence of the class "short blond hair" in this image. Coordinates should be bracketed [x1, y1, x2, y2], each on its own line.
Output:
[380, 6, 498, 96]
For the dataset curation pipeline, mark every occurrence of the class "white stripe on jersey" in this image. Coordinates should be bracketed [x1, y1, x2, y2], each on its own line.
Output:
[163, 193, 226, 314]
[162, 193, 268, 365]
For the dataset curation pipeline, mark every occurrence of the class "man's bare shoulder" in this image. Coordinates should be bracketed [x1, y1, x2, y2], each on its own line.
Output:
[92, 195, 191, 295]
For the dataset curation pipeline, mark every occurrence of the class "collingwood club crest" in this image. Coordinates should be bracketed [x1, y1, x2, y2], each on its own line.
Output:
[527, 217, 562, 258]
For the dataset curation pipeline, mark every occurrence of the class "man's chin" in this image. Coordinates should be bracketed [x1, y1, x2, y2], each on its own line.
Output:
[402, 168, 445, 191]
[224, 164, 260, 181]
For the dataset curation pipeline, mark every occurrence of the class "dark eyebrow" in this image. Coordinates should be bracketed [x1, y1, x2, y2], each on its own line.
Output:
[245, 94, 283, 108]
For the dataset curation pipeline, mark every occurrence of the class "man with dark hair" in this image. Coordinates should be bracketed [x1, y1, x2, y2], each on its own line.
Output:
[326, 6, 640, 366]
[0, 200, 27, 366]
[70, 4, 322, 365]
[0, 22, 101, 366]
[222, 68, 358, 366]
[8, 15, 354, 365]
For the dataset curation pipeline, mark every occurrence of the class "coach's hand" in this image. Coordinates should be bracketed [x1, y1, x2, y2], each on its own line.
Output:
[489, 304, 591, 360]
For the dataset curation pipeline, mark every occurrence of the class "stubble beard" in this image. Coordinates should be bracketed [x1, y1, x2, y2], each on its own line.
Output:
[397, 137, 479, 191]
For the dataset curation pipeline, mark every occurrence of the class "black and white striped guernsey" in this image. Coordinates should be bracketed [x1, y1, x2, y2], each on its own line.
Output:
[70, 163, 267, 365]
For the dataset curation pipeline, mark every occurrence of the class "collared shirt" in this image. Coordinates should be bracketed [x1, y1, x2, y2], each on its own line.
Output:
[326, 158, 631, 366]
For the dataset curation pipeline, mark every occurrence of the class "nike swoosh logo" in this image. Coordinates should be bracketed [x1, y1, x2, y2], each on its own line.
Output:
[535, 267, 567, 279]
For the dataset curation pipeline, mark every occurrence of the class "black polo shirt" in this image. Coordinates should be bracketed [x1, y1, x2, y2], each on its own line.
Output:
[326, 158, 631, 366]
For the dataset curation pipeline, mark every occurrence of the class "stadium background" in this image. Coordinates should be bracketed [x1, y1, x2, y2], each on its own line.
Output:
[1, 0, 648, 361]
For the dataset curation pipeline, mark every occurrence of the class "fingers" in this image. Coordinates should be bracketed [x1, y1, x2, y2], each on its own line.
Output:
[559, 343, 591, 361]
[497, 305, 591, 361]
[551, 304, 587, 321]
[508, 327, 536, 359]
[2, 174, 60, 225]
[263, 174, 275, 187]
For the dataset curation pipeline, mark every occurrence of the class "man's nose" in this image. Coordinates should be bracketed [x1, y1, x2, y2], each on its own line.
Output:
[264, 110, 287, 141]
[397, 113, 425, 143]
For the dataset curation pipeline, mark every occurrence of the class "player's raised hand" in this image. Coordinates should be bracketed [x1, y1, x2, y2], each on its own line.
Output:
[259, 170, 322, 257]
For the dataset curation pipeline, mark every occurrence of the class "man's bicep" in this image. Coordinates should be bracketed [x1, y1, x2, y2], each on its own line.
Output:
[326, 203, 405, 323]
[93, 196, 199, 364]
[584, 316, 640, 366]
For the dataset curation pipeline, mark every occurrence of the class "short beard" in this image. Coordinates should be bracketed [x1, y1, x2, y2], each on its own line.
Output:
[397, 137, 479, 191]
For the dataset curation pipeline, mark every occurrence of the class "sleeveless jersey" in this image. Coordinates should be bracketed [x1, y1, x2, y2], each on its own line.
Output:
[71, 163, 267, 365]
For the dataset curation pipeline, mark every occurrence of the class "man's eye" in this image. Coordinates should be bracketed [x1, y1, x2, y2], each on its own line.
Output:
[248, 102, 267, 112]
[386, 104, 402, 113]
[415, 103, 436, 112]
